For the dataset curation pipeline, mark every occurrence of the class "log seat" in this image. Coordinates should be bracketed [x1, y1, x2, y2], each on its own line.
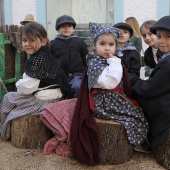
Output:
[95, 117, 133, 164]
[11, 115, 53, 149]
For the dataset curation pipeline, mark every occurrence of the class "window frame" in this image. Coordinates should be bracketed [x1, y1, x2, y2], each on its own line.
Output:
[157, 0, 169, 19]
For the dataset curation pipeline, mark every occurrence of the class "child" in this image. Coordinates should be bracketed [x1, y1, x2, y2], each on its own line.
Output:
[140, 20, 164, 78]
[70, 23, 149, 165]
[0, 22, 72, 139]
[125, 17, 143, 55]
[88, 22, 148, 146]
[50, 15, 88, 97]
[132, 16, 170, 149]
[113, 22, 141, 85]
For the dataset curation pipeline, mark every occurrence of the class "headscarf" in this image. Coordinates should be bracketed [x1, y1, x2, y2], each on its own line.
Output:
[89, 22, 122, 42]
[86, 53, 108, 90]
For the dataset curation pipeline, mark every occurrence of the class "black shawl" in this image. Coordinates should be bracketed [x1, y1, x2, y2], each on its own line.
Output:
[25, 45, 73, 99]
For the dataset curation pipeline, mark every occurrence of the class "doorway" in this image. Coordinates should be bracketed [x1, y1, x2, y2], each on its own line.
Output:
[46, 0, 114, 40]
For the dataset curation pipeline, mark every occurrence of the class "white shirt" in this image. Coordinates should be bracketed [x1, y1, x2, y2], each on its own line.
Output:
[152, 47, 158, 64]
[16, 73, 62, 100]
[16, 73, 40, 95]
[93, 58, 123, 89]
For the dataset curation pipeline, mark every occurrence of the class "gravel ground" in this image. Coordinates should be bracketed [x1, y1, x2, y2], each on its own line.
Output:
[0, 137, 166, 170]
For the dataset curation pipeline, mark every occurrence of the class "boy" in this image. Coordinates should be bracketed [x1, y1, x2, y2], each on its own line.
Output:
[113, 22, 141, 85]
[132, 16, 170, 149]
[50, 15, 88, 97]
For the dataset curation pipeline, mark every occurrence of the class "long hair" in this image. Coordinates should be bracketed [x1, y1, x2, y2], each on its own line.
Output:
[21, 22, 49, 42]
[125, 17, 142, 38]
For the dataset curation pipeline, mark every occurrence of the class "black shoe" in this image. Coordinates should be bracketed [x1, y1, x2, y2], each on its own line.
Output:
[133, 141, 152, 154]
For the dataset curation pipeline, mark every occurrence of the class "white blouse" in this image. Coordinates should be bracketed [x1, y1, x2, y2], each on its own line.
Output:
[93, 57, 123, 89]
[16, 73, 40, 95]
[152, 47, 158, 64]
[16, 73, 62, 100]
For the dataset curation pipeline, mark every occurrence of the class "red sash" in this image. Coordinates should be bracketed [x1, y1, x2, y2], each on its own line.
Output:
[89, 83, 139, 112]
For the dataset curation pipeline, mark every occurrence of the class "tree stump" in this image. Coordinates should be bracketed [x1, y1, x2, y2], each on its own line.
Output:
[95, 117, 133, 164]
[153, 131, 170, 170]
[11, 115, 53, 149]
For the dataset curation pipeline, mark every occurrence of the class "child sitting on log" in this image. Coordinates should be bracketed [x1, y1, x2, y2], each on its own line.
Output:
[132, 15, 170, 150]
[0, 22, 72, 139]
[70, 23, 150, 166]
[87, 22, 149, 147]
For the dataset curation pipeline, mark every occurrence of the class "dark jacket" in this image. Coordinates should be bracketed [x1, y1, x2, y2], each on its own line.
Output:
[144, 46, 163, 68]
[50, 37, 88, 76]
[120, 50, 141, 85]
[132, 55, 170, 148]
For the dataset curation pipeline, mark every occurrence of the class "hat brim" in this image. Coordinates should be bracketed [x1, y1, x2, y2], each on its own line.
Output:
[56, 21, 76, 30]
[150, 26, 170, 35]
[113, 23, 133, 36]
[20, 20, 34, 25]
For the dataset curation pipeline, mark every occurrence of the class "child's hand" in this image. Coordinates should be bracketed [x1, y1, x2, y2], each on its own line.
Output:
[109, 53, 118, 58]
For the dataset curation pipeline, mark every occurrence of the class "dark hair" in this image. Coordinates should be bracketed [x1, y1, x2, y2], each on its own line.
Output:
[21, 22, 47, 41]
[140, 20, 156, 32]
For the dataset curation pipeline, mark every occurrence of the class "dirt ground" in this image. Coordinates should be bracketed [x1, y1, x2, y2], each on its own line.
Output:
[0, 137, 166, 170]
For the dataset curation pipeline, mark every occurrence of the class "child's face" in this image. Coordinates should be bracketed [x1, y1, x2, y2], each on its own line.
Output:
[117, 28, 131, 47]
[58, 24, 75, 37]
[156, 30, 170, 53]
[141, 27, 158, 48]
[94, 34, 116, 59]
[22, 34, 46, 55]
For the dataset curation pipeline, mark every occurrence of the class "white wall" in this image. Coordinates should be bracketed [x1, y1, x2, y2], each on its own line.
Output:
[12, 0, 36, 25]
[11, 0, 159, 51]
[124, 0, 158, 51]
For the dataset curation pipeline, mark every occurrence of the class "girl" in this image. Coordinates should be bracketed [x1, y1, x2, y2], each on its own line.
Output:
[0, 22, 72, 139]
[71, 23, 149, 165]
[125, 17, 143, 56]
[88, 22, 148, 146]
[132, 16, 170, 149]
[113, 22, 141, 85]
[140, 20, 164, 78]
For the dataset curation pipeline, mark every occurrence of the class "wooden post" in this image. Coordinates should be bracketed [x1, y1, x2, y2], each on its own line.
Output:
[95, 118, 133, 164]
[153, 132, 170, 169]
[11, 115, 53, 149]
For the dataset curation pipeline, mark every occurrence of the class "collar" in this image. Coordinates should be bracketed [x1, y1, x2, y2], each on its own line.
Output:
[55, 33, 78, 40]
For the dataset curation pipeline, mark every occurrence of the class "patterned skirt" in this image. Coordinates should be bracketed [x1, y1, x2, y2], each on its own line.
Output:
[93, 91, 149, 145]
[0, 92, 59, 139]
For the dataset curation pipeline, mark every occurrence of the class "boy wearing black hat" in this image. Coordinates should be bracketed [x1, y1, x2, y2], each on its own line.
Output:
[50, 15, 88, 98]
[113, 22, 141, 85]
[132, 16, 170, 151]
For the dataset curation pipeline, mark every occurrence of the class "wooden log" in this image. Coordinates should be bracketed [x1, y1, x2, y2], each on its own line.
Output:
[11, 115, 53, 149]
[153, 132, 170, 170]
[95, 117, 133, 164]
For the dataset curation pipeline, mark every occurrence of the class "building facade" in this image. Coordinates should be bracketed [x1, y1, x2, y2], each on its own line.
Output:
[1, 0, 170, 49]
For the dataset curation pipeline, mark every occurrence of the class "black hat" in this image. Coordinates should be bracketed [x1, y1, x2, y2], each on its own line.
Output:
[55, 15, 76, 30]
[113, 22, 133, 37]
[150, 16, 170, 35]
